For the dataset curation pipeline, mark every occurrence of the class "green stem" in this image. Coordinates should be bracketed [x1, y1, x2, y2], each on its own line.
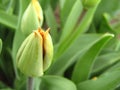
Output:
[27, 77, 34, 90]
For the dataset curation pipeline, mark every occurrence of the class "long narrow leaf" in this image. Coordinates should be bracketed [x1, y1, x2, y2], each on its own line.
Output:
[55, 0, 101, 58]
[61, 0, 76, 25]
[47, 34, 112, 75]
[60, 0, 83, 41]
[40, 75, 77, 90]
[72, 33, 114, 84]
[12, 0, 31, 78]
[92, 52, 120, 74]
[77, 70, 120, 90]
[44, 4, 58, 43]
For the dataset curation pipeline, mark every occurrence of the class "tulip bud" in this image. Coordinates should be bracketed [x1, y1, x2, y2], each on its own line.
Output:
[21, 0, 43, 36]
[81, 0, 100, 9]
[16, 28, 53, 77]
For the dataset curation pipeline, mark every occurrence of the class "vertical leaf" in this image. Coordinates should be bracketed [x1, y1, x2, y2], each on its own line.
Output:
[77, 70, 120, 90]
[12, 0, 31, 78]
[55, 0, 101, 58]
[60, 0, 83, 41]
[0, 10, 18, 29]
[61, 0, 76, 26]
[44, 4, 58, 43]
[0, 39, 2, 54]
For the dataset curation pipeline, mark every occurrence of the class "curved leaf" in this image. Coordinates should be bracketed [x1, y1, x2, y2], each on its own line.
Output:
[92, 51, 120, 74]
[55, 0, 101, 58]
[44, 4, 58, 43]
[77, 70, 120, 90]
[72, 33, 114, 84]
[47, 34, 113, 75]
[60, 0, 83, 41]
[40, 75, 77, 90]
[0, 10, 18, 29]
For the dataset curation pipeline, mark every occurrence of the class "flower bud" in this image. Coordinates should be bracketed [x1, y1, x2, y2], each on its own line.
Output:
[16, 28, 53, 77]
[21, 0, 43, 36]
[81, 0, 100, 9]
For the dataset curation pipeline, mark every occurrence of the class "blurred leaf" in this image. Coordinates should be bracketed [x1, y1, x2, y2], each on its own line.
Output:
[0, 39, 2, 54]
[77, 70, 120, 90]
[61, 0, 76, 26]
[14, 75, 27, 90]
[59, 0, 65, 9]
[12, 0, 31, 78]
[0, 0, 10, 10]
[103, 60, 120, 74]
[50, 0, 59, 9]
[94, 0, 120, 25]
[47, 33, 112, 75]
[0, 81, 8, 89]
[72, 33, 114, 84]
[98, 14, 115, 34]
[0, 48, 15, 87]
[60, 0, 83, 41]
[92, 51, 120, 74]
[0, 88, 13, 90]
[103, 11, 120, 34]
[40, 75, 77, 90]
[56, 0, 101, 58]
[0, 10, 18, 29]
[44, 4, 58, 43]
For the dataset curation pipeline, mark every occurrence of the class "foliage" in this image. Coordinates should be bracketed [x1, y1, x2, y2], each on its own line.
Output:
[0, 0, 120, 90]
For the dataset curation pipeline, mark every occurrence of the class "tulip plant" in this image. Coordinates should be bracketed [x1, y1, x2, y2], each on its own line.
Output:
[0, 0, 120, 90]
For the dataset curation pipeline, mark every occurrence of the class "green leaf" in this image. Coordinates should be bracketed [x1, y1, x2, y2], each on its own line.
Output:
[103, 60, 120, 74]
[47, 34, 113, 75]
[44, 4, 58, 43]
[0, 39, 2, 54]
[40, 75, 77, 90]
[94, 0, 120, 25]
[12, 0, 31, 78]
[14, 75, 27, 90]
[72, 33, 114, 84]
[1, 88, 13, 90]
[59, 0, 66, 9]
[0, 10, 18, 29]
[60, 0, 83, 41]
[77, 70, 120, 90]
[92, 51, 120, 74]
[61, 0, 76, 25]
[55, 0, 101, 58]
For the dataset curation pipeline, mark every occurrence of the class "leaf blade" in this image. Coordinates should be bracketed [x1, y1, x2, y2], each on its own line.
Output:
[40, 75, 77, 90]
[72, 33, 114, 84]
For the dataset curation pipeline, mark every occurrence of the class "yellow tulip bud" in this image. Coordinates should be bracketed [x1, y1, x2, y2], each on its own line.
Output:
[21, 0, 43, 36]
[16, 28, 53, 77]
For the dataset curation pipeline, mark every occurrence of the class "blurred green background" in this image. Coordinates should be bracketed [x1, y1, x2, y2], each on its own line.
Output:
[0, 0, 120, 90]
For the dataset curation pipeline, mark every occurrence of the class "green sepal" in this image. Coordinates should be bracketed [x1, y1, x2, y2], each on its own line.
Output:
[17, 32, 43, 77]
[21, 1, 43, 36]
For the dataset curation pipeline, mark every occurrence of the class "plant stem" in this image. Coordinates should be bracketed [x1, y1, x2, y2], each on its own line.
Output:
[27, 77, 34, 90]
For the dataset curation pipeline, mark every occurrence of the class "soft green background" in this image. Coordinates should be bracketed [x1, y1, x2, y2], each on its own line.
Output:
[0, 0, 120, 90]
